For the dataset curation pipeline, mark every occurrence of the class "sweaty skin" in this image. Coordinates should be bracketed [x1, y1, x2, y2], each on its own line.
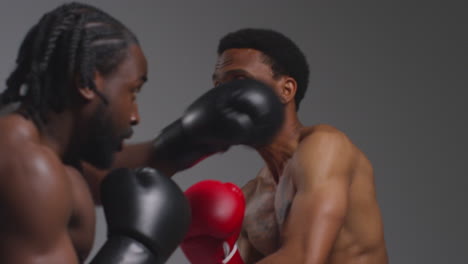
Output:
[239, 125, 388, 264]
[0, 44, 147, 264]
[212, 48, 388, 264]
[80, 43, 389, 264]
[0, 115, 95, 263]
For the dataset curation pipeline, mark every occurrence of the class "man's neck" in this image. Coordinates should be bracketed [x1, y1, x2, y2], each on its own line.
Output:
[19, 105, 81, 163]
[257, 112, 303, 183]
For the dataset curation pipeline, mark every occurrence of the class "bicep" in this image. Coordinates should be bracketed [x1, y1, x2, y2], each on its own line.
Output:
[281, 179, 349, 256]
[280, 131, 354, 263]
[256, 187, 349, 264]
[116, 142, 177, 176]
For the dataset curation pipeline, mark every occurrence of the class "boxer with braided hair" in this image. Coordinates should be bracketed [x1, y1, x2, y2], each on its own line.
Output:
[2, 3, 136, 122]
[0, 3, 285, 264]
[0, 3, 191, 263]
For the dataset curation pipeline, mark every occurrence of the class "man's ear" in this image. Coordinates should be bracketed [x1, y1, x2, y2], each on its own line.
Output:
[76, 71, 104, 101]
[278, 77, 297, 104]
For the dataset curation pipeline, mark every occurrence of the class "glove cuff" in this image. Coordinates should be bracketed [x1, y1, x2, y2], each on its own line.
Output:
[90, 235, 158, 264]
[222, 241, 239, 264]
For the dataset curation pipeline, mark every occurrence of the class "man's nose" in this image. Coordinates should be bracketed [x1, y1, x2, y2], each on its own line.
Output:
[130, 104, 140, 126]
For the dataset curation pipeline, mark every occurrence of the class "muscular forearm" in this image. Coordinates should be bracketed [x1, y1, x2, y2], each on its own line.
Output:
[90, 236, 158, 264]
[114, 142, 178, 176]
[82, 142, 178, 204]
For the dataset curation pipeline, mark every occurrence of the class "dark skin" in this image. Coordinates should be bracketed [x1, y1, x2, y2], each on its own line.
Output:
[0, 44, 148, 263]
[82, 138, 177, 204]
[212, 48, 389, 264]
[83, 48, 389, 264]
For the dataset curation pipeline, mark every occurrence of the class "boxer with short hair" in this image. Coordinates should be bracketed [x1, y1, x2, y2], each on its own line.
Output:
[0, 3, 284, 263]
[194, 28, 388, 264]
[83, 28, 389, 264]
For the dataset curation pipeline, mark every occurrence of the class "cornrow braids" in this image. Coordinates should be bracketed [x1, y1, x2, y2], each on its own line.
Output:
[0, 2, 138, 126]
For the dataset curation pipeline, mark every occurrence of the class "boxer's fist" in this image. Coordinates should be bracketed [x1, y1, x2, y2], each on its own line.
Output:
[181, 180, 245, 264]
[91, 168, 191, 264]
[153, 79, 284, 171]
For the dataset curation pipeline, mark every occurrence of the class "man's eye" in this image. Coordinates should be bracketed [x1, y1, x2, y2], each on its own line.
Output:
[234, 75, 246, 80]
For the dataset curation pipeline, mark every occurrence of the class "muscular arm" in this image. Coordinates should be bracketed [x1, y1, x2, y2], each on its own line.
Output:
[0, 146, 79, 264]
[257, 129, 355, 264]
[82, 141, 177, 204]
[83, 79, 284, 205]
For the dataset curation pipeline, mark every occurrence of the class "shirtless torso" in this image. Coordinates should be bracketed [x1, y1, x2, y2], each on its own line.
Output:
[0, 114, 95, 263]
[238, 125, 388, 264]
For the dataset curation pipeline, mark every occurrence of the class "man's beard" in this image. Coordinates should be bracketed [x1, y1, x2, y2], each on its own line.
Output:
[81, 104, 122, 169]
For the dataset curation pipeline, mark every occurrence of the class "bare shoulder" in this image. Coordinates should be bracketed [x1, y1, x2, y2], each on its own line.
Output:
[300, 124, 350, 142]
[0, 114, 52, 176]
[0, 117, 77, 262]
[302, 124, 371, 167]
[289, 124, 360, 185]
[0, 114, 41, 153]
[296, 124, 356, 155]
[0, 117, 71, 234]
[0, 139, 70, 202]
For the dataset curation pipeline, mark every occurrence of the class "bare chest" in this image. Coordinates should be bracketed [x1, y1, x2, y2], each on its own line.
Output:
[65, 167, 96, 262]
[243, 172, 295, 256]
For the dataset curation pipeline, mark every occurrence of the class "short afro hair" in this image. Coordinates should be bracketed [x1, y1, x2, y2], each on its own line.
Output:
[217, 28, 309, 111]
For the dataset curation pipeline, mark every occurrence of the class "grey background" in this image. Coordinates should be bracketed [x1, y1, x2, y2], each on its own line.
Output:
[0, 1, 466, 263]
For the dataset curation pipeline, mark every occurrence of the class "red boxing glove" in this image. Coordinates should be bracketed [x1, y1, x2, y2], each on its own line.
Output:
[181, 180, 245, 264]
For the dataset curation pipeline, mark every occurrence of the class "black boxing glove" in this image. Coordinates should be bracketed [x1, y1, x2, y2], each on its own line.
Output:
[90, 167, 191, 264]
[153, 79, 284, 171]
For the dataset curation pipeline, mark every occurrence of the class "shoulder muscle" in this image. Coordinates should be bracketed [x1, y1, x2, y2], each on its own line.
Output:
[293, 126, 356, 189]
[0, 143, 72, 245]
